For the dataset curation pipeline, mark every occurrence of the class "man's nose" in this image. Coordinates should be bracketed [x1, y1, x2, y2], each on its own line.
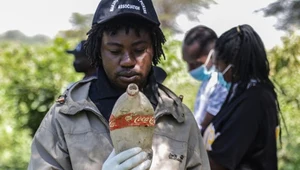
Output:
[120, 52, 136, 68]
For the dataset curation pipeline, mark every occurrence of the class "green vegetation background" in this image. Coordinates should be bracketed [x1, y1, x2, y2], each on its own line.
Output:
[0, 32, 299, 169]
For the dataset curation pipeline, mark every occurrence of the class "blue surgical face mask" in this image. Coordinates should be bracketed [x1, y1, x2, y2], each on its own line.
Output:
[218, 64, 233, 90]
[189, 50, 214, 81]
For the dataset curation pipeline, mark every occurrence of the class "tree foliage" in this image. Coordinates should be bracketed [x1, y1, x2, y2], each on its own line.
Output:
[267, 33, 300, 169]
[260, 0, 300, 31]
[153, 0, 215, 33]
[57, 13, 93, 40]
[0, 38, 83, 169]
[0, 92, 32, 170]
[0, 38, 81, 136]
[69, 12, 94, 30]
[0, 30, 50, 44]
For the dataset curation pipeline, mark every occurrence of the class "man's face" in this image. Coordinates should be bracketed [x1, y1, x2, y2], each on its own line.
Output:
[73, 54, 91, 73]
[182, 43, 208, 72]
[101, 28, 153, 90]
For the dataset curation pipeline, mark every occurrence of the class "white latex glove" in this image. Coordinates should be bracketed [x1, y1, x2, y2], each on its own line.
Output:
[103, 147, 152, 170]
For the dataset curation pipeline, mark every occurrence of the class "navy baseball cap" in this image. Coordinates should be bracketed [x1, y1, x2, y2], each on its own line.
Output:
[92, 0, 160, 26]
[66, 40, 87, 56]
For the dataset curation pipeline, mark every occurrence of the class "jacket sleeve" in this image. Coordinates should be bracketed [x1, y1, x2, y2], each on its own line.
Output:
[28, 105, 72, 170]
[185, 106, 211, 170]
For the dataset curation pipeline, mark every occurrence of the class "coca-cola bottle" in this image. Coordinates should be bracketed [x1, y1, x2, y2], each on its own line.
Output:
[109, 83, 155, 154]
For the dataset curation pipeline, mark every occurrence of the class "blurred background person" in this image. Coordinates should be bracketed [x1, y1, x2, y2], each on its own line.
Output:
[66, 40, 97, 80]
[182, 25, 229, 133]
[204, 24, 280, 170]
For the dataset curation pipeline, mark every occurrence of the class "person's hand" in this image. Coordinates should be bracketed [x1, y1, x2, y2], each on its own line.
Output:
[103, 147, 152, 170]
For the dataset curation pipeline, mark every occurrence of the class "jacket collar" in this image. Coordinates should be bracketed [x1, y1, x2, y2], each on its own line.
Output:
[58, 76, 185, 123]
[95, 66, 124, 99]
[58, 77, 99, 116]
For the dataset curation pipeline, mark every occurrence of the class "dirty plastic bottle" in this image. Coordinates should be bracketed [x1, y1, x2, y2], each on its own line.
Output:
[109, 83, 155, 154]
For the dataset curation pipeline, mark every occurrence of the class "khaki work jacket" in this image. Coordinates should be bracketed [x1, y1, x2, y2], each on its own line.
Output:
[28, 78, 210, 170]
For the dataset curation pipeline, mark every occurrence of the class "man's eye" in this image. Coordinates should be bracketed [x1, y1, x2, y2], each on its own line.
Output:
[109, 50, 121, 55]
[134, 48, 146, 54]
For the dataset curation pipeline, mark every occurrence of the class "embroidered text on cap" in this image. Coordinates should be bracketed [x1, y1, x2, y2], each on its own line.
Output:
[110, 0, 147, 14]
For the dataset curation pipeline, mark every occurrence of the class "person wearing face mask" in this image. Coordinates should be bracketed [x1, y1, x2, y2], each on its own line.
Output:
[182, 25, 229, 133]
[204, 25, 280, 170]
[216, 64, 233, 91]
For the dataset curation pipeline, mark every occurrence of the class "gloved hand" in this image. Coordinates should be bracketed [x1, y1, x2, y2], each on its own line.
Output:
[103, 147, 152, 170]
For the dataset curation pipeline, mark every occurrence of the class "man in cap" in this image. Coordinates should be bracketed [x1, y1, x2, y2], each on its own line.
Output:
[28, 0, 210, 169]
[66, 40, 97, 80]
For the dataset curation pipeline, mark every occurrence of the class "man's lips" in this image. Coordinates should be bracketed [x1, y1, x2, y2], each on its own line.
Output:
[117, 71, 141, 83]
[118, 75, 140, 83]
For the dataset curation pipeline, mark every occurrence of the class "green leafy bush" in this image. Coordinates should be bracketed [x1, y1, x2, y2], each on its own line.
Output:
[0, 38, 81, 169]
[268, 34, 300, 170]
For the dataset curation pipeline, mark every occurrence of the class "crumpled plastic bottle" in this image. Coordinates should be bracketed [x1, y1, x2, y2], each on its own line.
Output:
[109, 83, 155, 154]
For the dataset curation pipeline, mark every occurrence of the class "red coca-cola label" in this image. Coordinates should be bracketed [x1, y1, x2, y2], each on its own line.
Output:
[109, 113, 155, 131]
